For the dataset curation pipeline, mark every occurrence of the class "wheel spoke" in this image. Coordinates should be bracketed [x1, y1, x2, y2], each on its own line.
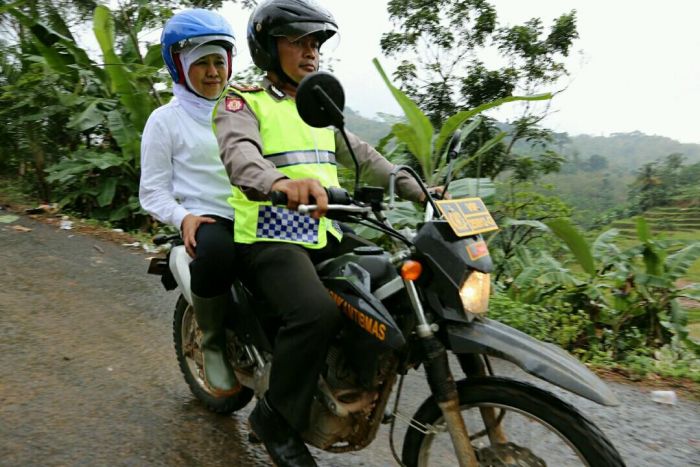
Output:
[403, 379, 623, 467]
[418, 405, 574, 466]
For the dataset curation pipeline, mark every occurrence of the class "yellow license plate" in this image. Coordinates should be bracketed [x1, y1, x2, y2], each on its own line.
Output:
[435, 197, 498, 237]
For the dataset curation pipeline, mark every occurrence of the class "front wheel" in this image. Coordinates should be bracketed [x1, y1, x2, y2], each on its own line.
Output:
[402, 377, 624, 467]
[173, 295, 253, 414]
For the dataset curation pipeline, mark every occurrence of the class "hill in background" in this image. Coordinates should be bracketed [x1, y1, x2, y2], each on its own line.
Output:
[560, 131, 700, 171]
[345, 109, 700, 173]
[345, 107, 393, 146]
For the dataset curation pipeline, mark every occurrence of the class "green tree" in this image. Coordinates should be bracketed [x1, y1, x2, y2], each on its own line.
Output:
[0, 0, 100, 198]
[629, 162, 666, 212]
[586, 154, 608, 172]
[658, 153, 685, 198]
[380, 0, 579, 181]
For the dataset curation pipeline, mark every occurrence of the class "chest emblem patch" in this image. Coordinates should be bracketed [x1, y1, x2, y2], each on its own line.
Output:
[225, 96, 245, 112]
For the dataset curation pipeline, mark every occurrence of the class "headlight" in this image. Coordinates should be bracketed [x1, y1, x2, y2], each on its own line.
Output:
[460, 272, 490, 315]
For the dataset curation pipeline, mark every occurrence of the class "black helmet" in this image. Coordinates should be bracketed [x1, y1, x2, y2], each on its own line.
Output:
[247, 0, 338, 71]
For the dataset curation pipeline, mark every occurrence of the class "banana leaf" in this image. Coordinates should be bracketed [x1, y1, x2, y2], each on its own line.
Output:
[373, 58, 433, 176]
[93, 5, 152, 130]
[546, 218, 596, 277]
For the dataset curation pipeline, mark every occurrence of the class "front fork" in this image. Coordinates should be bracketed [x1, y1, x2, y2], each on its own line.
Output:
[404, 280, 479, 467]
[459, 354, 509, 446]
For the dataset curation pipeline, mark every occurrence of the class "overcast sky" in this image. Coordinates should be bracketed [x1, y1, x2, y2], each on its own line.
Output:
[221, 1, 699, 143]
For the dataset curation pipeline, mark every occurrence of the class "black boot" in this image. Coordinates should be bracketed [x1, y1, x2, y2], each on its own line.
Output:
[249, 396, 317, 467]
[192, 292, 240, 397]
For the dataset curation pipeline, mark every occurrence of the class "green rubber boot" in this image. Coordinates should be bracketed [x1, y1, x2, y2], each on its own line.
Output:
[192, 292, 240, 397]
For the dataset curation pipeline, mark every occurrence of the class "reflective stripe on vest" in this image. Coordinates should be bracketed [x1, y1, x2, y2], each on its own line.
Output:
[265, 150, 336, 167]
[216, 86, 342, 248]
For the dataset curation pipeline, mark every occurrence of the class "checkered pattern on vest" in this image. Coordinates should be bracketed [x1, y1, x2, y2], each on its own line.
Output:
[256, 205, 319, 243]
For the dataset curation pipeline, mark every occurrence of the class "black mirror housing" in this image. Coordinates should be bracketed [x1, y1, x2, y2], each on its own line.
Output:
[296, 71, 346, 129]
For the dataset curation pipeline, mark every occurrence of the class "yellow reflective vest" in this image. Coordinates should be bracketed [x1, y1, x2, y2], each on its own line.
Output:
[216, 86, 342, 249]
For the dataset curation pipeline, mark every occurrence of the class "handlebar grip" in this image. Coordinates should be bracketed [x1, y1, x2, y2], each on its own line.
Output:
[327, 187, 351, 205]
[153, 234, 169, 245]
[153, 233, 180, 245]
[269, 191, 288, 206]
[270, 188, 350, 207]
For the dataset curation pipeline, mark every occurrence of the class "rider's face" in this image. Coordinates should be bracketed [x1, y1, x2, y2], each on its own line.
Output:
[187, 53, 227, 99]
[276, 35, 320, 84]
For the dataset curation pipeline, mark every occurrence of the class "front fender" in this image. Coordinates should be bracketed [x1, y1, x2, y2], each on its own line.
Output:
[447, 318, 619, 406]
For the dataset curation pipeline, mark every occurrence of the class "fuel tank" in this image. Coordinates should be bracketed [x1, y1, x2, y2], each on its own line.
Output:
[318, 248, 406, 350]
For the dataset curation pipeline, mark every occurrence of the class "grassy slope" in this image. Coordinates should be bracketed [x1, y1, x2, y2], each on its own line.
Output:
[594, 189, 700, 338]
[606, 186, 700, 280]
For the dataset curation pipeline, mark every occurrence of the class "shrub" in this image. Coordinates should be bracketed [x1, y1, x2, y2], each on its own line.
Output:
[489, 292, 588, 350]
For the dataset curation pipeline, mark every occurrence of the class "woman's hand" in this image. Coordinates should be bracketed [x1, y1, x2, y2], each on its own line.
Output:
[181, 214, 216, 258]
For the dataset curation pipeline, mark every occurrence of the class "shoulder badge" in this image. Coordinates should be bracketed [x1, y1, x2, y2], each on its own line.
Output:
[230, 82, 262, 93]
[225, 96, 245, 113]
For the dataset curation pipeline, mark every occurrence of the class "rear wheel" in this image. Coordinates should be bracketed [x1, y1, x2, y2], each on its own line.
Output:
[173, 295, 253, 414]
[402, 377, 624, 467]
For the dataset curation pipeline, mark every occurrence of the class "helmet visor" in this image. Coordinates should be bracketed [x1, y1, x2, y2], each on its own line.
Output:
[269, 21, 338, 43]
[173, 34, 236, 56]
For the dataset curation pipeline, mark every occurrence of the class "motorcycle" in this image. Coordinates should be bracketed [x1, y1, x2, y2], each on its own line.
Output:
[147, 71, 625, 466]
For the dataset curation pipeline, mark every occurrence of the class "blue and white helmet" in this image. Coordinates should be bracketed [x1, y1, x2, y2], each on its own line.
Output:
[161, 9, 236, 84]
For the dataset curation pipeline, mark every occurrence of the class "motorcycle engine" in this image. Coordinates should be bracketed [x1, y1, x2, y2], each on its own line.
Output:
[302, 343, 397, 451]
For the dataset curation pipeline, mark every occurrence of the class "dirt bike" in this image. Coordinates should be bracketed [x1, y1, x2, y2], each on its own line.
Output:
[147, 72, 625, 466]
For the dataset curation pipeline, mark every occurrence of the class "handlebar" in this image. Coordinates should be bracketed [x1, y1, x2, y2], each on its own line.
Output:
[153, 233, 181, 246]
[269, 186, 353, 208]
[297, 204, 376, 215]
[388, 165, 440, 214]
[269, 190, 289, 206]
[269, 187, 375, 217]
[271, 186, 413, 248]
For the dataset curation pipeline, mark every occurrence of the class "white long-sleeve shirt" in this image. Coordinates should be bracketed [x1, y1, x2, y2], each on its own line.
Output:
[139, 98, 234, 230]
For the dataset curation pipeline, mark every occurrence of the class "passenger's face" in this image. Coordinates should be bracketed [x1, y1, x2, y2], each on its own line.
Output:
[187, 53, 227, 99]
[276, 35, 320, 84]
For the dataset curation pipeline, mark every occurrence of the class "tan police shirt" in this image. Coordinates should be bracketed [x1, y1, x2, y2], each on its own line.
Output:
[214, 78, 425, 203]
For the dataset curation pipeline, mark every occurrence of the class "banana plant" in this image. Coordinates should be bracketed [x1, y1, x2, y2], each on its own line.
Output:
[545, 217, 700, 353]
[93, 5, 155, 137]
[361, 59, 550, 242]
[5, 4, 163, 224]
[372, 58, 551, 187]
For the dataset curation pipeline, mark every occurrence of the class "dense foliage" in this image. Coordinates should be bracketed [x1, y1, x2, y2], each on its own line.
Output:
[0, 0, 246, 227]
[371, 35, 699, 377]
[0, 1, 697, 379]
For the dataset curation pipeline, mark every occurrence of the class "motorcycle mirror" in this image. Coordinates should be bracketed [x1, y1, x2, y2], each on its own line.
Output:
[296, 71, 346, 129]
[296, 71, 361, 196]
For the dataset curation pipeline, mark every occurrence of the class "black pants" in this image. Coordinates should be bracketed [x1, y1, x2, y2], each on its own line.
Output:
[189, 216, 236, 298]
[236, 236, 359, 432]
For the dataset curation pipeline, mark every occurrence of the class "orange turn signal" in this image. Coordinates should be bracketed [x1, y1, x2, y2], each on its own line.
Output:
[400, 260, 423, 281]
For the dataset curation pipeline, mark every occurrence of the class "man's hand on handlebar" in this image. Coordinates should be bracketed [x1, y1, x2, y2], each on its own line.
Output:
[271, 178, 328, 219]
[420, 186, 451, 203]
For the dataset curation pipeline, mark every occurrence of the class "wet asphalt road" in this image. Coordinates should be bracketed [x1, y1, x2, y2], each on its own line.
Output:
[0, 215, 698, 466]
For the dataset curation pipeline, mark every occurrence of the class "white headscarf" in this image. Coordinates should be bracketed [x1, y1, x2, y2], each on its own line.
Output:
[172, 44, 228, 125]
